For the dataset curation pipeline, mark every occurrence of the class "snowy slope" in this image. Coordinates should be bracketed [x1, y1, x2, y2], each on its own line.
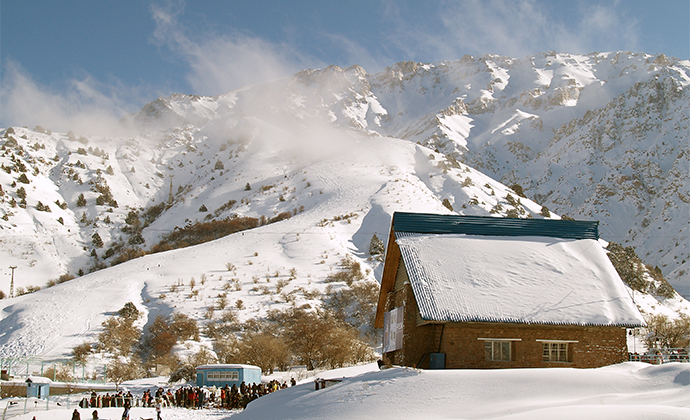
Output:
[233, 362, 690, 420]
[0, 51, 688, 362]
[119, 52, 689, 294]
[0, 127, 556, 360]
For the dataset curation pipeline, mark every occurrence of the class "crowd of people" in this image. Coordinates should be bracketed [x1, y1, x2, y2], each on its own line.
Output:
[76, 376, 298, 415]
[171, 378, 295, 410]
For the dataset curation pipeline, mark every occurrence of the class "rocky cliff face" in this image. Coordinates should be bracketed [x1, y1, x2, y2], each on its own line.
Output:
[272, 52, 689, 295]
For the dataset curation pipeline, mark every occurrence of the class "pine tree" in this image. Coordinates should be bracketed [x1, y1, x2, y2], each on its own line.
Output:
[369, 233, 385, 255]
[92, 232, 104, 248]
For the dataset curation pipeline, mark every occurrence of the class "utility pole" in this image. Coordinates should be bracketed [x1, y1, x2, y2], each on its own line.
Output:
[9, 266, 17, 298]
[168, 175, 174, 206]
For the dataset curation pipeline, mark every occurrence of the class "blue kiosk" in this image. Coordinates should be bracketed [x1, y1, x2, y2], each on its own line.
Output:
[196, 364, 261, 388]
[25, 376, 51, 398]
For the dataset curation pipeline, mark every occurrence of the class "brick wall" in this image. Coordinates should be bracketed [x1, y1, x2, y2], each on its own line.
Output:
[383, 282, 628, 369]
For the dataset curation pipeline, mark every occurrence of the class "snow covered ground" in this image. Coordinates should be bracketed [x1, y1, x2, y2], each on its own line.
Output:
[4, 362, 689, 420]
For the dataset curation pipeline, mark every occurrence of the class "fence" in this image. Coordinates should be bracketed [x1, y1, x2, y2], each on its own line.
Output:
[629, 348, 689, 364]
[0, 357, 108, 385]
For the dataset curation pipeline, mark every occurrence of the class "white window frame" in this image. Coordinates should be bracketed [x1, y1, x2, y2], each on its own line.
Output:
[206, 371, 239, 381]
[478, 338, 521, 362]
[537, 339, 578, 362]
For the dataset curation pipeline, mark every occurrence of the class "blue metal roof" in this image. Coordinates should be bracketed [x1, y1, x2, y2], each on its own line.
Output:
[392, 212, 599, 240]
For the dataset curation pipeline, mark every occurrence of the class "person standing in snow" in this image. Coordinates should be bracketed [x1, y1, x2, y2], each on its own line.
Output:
[121, 400, 130, 420]
[72, 409, 81, 420]
[156, 399, 162, 420]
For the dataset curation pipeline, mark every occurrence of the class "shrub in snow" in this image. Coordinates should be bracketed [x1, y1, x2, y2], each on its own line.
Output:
[169, 313, 199, 341]
[169, 348, 216, 383]
[510, 184, 527, 198]
[232, 332, 289, 374]
[146, 316, 178, 358]
[369, 233, 385, 255]
[72, 342, 93, 364]
[98, 315, 141, 356]
[128, 232, 145, 245]
[506, 209, 520, 218]
[442, 198, 453, 212]
[107, 357, 145, 390]
[325, 255, 364, 286]
[118, 301, 140, 321]
[324, 280, 381, 340]
[42, 364, 75, 382]
[92, 232, 104, 248]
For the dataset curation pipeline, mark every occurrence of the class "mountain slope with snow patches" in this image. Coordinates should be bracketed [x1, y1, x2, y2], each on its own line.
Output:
[0, 51, 688, 360]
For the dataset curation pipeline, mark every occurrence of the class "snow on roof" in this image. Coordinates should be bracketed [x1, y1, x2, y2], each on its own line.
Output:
[26, 375, 52, 384]
[397, 232, 645, 327]
[196, 364, 260, 370]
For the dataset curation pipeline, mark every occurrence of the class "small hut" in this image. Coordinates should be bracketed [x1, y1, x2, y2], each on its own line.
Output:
[25, 376, 51, 398]
[375, 212, 646, 369]
[195, 364, 261, 387]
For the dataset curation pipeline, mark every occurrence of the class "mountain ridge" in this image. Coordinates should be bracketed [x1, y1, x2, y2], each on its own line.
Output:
[0, 50, 688, 360]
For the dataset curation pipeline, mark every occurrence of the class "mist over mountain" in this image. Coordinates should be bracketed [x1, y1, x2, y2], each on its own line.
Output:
[129, 51, 689, 295]
[0, 51, 688, 359]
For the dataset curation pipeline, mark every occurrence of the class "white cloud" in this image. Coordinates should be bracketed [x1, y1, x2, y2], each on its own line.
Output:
[0, 60, 145, 135]
[384, 0, 640, 60]
[150, 1, 313, 96]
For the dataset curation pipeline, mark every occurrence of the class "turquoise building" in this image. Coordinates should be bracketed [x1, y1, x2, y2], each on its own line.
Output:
[195, 364, 261, 387]
[25, 376, 51, 398]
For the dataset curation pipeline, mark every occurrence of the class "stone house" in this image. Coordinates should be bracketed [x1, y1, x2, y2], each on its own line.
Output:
[374, 212, 645, 369]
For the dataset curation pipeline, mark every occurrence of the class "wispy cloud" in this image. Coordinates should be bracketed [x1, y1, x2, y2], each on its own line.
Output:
[0, 60, 146, 135]
[382, 0, 639, 60]
[150, 1, 313, 95]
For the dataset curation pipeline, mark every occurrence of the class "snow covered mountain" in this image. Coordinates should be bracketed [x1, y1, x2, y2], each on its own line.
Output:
[125, 51, 690, 295]
[0, 51, 688, 360]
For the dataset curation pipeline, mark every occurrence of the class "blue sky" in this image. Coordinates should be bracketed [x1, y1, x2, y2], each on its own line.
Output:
[1, 0, 688, 131]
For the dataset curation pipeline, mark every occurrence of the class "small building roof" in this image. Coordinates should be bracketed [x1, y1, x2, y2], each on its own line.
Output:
[391, 211, 600, 239]
[397, 232, 644, 327]
[25, 376, 52, 384]
[196, 364, 260, 370]
[375, 212, 645, 328]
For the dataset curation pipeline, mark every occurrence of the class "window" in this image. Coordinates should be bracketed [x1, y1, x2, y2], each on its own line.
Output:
[479, 338, 520, 361]
[540, 341, 575, 362]
[485, 341, 511, 361]
[206, 371, 239, 381]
